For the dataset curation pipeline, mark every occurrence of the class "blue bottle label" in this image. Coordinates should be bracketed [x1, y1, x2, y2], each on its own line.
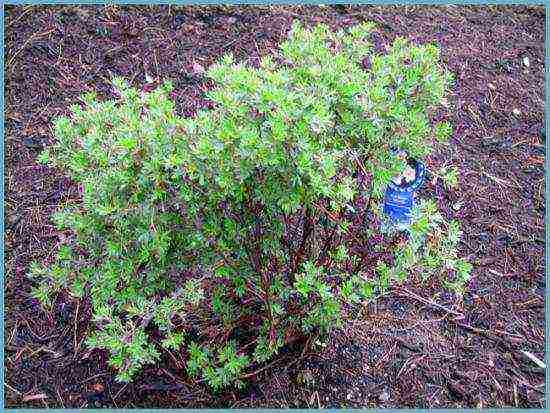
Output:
[381, 160, 426, 227]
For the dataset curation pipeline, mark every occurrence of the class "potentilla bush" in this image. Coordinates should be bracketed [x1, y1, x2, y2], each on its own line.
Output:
[31, 22, 472, 389]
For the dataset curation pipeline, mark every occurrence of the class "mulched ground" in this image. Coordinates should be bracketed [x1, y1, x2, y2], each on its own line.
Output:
[4, 4, 545, 408]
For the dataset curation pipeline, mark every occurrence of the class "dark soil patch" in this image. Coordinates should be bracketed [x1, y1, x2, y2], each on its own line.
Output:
[4, 4, 545, 408]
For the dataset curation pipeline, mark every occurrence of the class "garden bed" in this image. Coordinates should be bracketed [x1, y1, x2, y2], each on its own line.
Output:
[4, 4, 545, 408]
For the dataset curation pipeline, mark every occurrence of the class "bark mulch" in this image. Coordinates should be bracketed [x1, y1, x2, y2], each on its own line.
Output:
[4, 4, 545, 408]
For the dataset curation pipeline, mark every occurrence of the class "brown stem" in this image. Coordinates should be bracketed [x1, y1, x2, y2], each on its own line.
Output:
[290, 205, 314, 281]
[316, 222, 338, 267]
[315, 204, 345, 267]
[246, 217, 277, 347]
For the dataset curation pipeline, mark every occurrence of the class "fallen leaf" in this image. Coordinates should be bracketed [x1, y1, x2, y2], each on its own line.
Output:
[180, 23, 195, 33]
[526, 156, 544, 165]
[523, 56, 530, 67]
[92, 383, 105, 393]
[192, 62, 205, 74]
[219, 16, 237, 25]
[22, 393, 48, 402]
[379, 388, 390, 402]
[520, 350, 546, 369]
[6, 112, 22, 121]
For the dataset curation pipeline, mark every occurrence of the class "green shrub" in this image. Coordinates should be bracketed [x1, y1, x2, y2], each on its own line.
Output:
[31, 21, 471, 388]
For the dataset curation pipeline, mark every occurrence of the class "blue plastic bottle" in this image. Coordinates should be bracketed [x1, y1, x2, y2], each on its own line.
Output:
[381, 159, 426, 233]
